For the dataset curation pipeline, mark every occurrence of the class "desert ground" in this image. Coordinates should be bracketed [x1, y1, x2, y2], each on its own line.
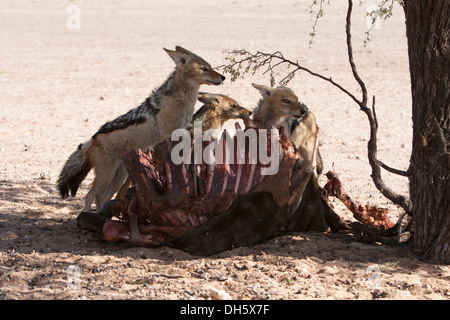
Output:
[0, 0, 448, 301]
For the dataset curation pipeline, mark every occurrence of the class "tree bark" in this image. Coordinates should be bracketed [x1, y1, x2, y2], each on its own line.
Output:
[404, 0, 450, 263]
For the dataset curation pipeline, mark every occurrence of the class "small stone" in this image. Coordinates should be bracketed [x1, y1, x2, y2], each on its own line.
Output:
[209, 287, 231, 300]
[295, 266, 311, 278]
[39, 172, 51, 180]
[318, 266, 337, 275]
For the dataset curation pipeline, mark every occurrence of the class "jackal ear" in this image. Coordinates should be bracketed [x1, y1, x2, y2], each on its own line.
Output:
[198, 92, 219, 105]
[175, 46, 194, 56]
[252, 83, 272, 97]
[164, 47, 187, 65]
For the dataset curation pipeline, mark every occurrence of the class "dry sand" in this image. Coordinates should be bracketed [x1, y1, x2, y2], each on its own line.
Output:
[0, 0, 448, 300]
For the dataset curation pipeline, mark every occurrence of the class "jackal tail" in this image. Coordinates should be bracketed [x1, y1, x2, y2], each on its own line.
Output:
[57, 141, 92, 199]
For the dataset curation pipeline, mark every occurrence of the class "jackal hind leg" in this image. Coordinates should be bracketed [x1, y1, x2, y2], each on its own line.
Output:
[116, 175, 131, 199]
[83, 163, 119, 212]
[96, 163, 128, 211]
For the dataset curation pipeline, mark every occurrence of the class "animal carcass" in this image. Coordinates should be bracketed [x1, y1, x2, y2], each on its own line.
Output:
[77, 118, 342, 256]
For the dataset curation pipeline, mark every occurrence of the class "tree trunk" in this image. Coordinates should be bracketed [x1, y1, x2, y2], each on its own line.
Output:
[404, 1, 450, 264]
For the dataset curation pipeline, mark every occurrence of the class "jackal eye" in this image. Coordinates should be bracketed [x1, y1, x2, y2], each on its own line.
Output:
[200, 66, 209, 72]
[282, 98, 291, 104]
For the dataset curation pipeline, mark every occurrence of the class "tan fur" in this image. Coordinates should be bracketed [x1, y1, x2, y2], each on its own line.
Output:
[189, 92, 252, 135]
[289, 112, 320, 172]
[252, 84, 305, 128]
[251, 83, 320, 173]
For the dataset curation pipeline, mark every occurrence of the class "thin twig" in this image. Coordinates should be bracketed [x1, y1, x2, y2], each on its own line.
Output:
[150, 273, 183, 279]
[217, 50, 362, 106]
[309, 0, 330, 46]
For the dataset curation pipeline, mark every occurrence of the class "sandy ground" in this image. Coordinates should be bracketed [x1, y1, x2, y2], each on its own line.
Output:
[0, 0, 449, 301]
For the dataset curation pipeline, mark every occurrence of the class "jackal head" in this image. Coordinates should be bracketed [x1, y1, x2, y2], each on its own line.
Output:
[164, 46, 226, 86]
[252, 83, 320, 172]
[197, 92, 252, 125]
[252, 83, 308, 128]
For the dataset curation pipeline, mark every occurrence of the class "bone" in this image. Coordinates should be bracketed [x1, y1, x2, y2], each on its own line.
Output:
[193, 164, 201, 195]
[219, 170, 229, 197]
[141, 157, 165, 194]
[162, 211, 182, 225]
[174, 210, 190, 225]
[233, 164, 243, 195]
[181, 163, 193, 195]
[204, 154, 215, 195]
[237, 132, 255, 196]
[224, 134, 240, 195]
[187, 213, 200, 226]
[204, 165, 214, 195]
[122, 149, 158, 198]
[209, 146, 228, 196]
[161, 141, 173, 193]
[128, 214, 143, 245]
[162, 141, 184, 188]
[154, 209, 170, 225]
[209, 164, 226, 196]
[126, 198, 144, 246]
[162, 140, 190, 205]
[208, 131, 230, 196]
[242, 164, 256, 194]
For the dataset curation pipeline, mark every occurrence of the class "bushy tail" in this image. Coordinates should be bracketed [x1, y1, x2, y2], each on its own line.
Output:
[57, 141, 92, 198]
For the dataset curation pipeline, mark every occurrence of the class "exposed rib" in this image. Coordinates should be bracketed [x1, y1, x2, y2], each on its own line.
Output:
[220, 165, 230, 197]
[174, 210, 189, 225]
[164, 162, 172, 193]
[205, 164, 214, 195]
[234, 164, 243, 195]
[243, 164, 256, 194]
[161, 141, 173, 193]
[187, 213, 200, 226]
[181, 163, 191, 195]
[193, 165, 199, 195]
[194, 164, 202, 195]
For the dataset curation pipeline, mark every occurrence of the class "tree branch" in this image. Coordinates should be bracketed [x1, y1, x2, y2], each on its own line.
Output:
[344, 0, 412, 214]
[375, 159, 409, 176]
[217, 0, 413, 215]
[217, 50, 362, 106]
[345, 0, 368, 108]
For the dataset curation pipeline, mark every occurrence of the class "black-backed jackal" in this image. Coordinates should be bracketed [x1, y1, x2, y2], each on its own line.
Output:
[189, 92, 252, 135]
[57, 46, 225, 212]
[251, 83, 321, 174]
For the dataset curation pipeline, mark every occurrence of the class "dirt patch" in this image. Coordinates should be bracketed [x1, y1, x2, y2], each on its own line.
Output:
[0, 0, 448, 300]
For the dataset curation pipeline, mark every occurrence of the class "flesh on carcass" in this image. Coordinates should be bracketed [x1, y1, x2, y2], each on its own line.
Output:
[76, 118, 335, 255]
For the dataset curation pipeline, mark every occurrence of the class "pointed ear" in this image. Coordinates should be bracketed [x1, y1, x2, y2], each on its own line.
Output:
[198, 92, 219, 105]
[163, 47, 187, 66]
[175, 46, 194, 56]
[252, 83, 272, 97]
